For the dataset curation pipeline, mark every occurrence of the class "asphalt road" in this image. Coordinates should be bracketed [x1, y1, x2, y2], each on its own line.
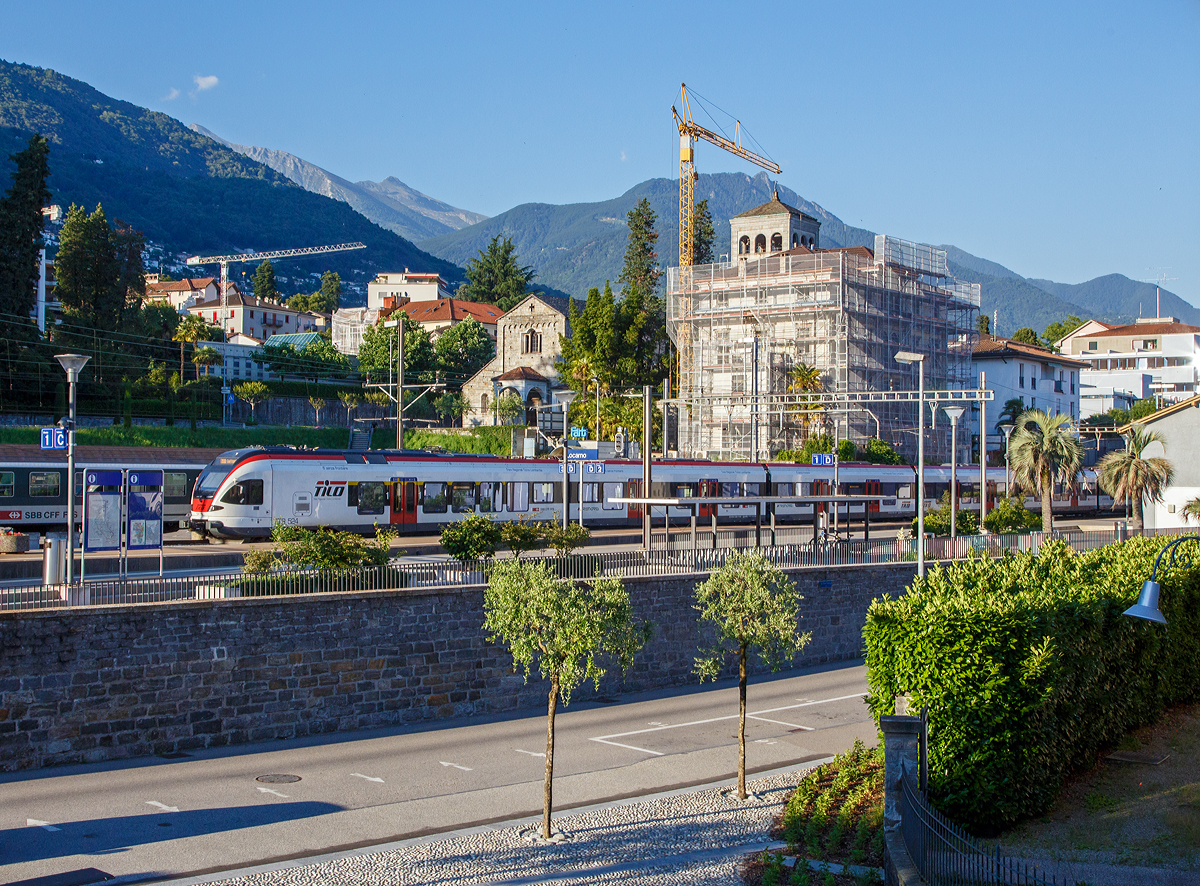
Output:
[0, 661, 872, 886]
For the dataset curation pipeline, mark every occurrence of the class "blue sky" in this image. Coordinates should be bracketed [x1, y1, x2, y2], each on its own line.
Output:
[2, 1, 1197, 305]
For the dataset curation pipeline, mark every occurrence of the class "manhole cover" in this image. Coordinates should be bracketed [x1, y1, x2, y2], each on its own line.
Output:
[257, 774, 302, 784]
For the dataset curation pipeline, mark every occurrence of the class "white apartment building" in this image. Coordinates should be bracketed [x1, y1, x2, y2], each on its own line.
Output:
[186, 287, 319, 340]
[203, 337, 274, 383]
[1059, 318, 1200, 407]
[145, 276, 218, 312]
[367, 270, 452, 310]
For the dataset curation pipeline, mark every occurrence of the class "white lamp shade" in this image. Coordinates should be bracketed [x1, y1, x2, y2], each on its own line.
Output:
[55, 353, 91, 380]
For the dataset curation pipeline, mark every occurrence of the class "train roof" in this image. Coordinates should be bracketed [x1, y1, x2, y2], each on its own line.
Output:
[0, 444, 219, 466]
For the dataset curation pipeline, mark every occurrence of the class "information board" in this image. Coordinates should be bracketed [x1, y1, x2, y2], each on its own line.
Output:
[83, 470, 123, 553]
[126, 470, 164, 550]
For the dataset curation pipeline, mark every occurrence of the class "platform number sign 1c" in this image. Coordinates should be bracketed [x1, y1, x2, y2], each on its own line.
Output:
[40, 427, 67, 451]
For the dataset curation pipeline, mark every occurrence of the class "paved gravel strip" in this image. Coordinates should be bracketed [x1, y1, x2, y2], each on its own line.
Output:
[179, 767, 818, 886]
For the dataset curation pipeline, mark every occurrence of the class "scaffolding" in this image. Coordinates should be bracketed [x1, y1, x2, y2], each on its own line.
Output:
[666, 235, 980, 463]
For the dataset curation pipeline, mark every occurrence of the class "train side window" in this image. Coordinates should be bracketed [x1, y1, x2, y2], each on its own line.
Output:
[29, 471, 61, 498]
[719, 482, 741, 497]
[507, 482, 529, 512]
[744, 482, 761, 497]
[775, 482, 793, 497]
[357, 481, 387, 516]
[221, 479, 263, 505]
[583, 482, 599, 503]
[897, 484, 912, 500]
[450, 483, 476, 513]
[478, 482, 502, 513]
[163, 472, 188, 499]
[533, 482, 555, 504]
[423, 482, 448, 513]
[0, 472, 12, 497]
[601, 481, 623, 510]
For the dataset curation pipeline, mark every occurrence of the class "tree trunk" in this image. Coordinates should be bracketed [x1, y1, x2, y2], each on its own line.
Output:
[1041, 471, 1053, 534]
[179, 341, 185, 383]
[738, 644, 748, 800]
[1134, 494, 1144, 535]
[543, 674, 559, 839]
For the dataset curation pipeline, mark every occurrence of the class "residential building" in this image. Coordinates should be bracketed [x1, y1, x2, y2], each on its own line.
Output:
[666, 191, 979, 462]
[186, 287, 309, 340]
[202, 337, 274, 383]
[462, 294, 575, 427]
[1060, 318, 1200, 406]
[970, 335, 1088, 458]
[397, 297, 502, 342]
[367, 269, 452, 310]
[1121, 395, 1200, 531]
[145, 276, 218, 312]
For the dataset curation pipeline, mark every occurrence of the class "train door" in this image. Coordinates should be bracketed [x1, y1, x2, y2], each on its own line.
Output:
[391, 477, 418, 527]
[627, 479, 643, 520]
[866, 480, 881, 513]
[698, 479, 718, 517]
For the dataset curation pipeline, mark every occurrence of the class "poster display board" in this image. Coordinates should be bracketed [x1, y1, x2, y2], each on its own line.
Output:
[83, 470, 123, 553]
[126, 470, 163, 551]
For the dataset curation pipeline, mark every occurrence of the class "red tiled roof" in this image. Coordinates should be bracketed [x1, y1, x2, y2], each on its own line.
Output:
[972, 335, 1089, 367]
[399, 298, 502, 325]
[1084, 321, 1200, 337]
[146, 277, 215, 294]
[496, 367, 548, 382]
[732, 192, 819, 223]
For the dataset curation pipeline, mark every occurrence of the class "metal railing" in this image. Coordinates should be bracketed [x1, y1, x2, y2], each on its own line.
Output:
[898, 760, 1059, 885]
[3, 527, 1193, 613]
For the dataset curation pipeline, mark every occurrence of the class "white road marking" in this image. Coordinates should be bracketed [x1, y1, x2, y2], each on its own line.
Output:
[590, 692, 865, 755]
[257, 787, 289, 798]
[145, 801, 180, 813]
[27, 819, 61, 832]
[748, 715, 813, 730]
[514, 749, 546, 758]
[350, 773, 384, 783]
[754, 739, 778, 745]
[439, 761, 472, 771]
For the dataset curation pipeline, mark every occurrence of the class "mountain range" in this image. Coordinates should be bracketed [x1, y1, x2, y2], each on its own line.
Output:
[1, 57, 1193, 335]
[0, 59, 464, 298]
[188, 124, 486, 243]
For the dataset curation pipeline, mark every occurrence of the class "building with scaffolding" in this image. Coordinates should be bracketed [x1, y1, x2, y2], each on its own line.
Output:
[666, 192, 980, 463]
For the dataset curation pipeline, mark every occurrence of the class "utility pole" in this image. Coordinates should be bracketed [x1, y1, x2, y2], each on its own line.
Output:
[643, 385, 652, 551]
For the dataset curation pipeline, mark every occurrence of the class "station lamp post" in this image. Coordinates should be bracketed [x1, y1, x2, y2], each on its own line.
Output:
[998, 420, 1016, 498]
[55, 353, 90, 587]
[895, 351, 926, 578]
[554, 389, 577, 530]
[942, 405, 965, 540]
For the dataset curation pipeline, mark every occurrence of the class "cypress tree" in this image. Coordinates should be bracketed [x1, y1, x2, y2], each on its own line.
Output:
[618, 198, 662, 299]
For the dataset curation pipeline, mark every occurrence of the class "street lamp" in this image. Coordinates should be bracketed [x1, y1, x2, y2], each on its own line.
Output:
[555, 389, 578, 530]
[1123, 535, 1200, 624]
[998, 420, 1016, 498]
[943, 405, 966, 540]
[55, 353, 90, 588]
[895, 351, 926, 578]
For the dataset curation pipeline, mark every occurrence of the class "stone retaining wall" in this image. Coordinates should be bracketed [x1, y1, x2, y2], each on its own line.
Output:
[0, 563, 915, 771]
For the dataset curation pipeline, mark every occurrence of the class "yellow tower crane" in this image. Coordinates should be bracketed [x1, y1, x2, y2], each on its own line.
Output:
[672, 83, 781, 269]
[671, 84, 780, 418]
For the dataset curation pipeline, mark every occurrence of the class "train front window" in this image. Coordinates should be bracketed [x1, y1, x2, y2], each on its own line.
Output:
[29, 471, 61, 498]
[220, 479, 263, 505]
[0, 472, 12, 497]
[195, 467, 232, 498]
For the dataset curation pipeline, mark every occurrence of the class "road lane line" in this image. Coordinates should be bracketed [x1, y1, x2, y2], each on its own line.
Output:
[748, 716, 813, 730]
[257, 787, 289, 798]
[145, 801, 180, 812]
[591, 738, 666, 756]
[439, 761, 472, 771]
[514, 749, 546, 758]
[27, 819, 61, 832]
[350, 773, 384, 783]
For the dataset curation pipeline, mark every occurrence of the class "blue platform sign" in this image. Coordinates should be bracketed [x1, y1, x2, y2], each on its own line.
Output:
[567, 461, 605, 475]
[126, 470, 164, 550]
[40, 427, 66, 451]
[83, 470, 124, 553]
[810, 453, 836, 467]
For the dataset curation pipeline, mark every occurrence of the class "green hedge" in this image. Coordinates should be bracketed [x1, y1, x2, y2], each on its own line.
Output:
[864, 537, 1200, 833]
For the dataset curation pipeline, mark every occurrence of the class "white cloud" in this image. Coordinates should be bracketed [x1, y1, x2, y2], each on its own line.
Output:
[193, 75, 219, 92]
[620, 150, 628, 162]
[163, 87, 180, 101]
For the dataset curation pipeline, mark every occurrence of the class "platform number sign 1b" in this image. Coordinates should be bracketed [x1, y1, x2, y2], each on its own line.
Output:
[40, 427, 67, 451]
[811, 453, 836, 467]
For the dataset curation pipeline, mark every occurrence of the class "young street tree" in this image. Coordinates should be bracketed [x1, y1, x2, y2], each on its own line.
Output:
[694, 551, 810, 800]
[233, 380, 271, 422]
[484, 559, 649, 838]
[1009, 409, 1085, 533]
[460, 235, 537, 312]
[1097, 424, 1174, 534]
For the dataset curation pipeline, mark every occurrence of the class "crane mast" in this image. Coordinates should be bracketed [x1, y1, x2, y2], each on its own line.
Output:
[672, 84, 780, 426]
[185, 241, 367, 341]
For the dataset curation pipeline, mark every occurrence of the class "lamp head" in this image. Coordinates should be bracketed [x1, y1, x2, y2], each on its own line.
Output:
[894, 351, 925, 365]
[998, 421, 1015, 435]
[943, 405, 966, 422]
[55, 353, 90, 381]
[1123, 579, 1167, 624]
[556, 389, 577, 408]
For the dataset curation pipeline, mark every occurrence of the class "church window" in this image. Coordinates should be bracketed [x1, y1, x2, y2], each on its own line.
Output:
[738, 236, 750, 255]
[754, 234, 766, 253]
[523, 329, 542, 354]
[770, 233, 782, 251]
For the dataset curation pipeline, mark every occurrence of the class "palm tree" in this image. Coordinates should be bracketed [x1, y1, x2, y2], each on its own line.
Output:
[788, 362, 824, 444]
[995, 397, 1025, 431]
[173, 315, 211, 383]
[192, 347, 222, 379]
[1097, 424, 1174, 534]
[1009, 409, 1084, 533]
[1181, 497, 1200, 525]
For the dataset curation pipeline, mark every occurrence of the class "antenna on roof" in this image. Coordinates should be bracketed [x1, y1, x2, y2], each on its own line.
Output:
[1143, 268, 1177, 320]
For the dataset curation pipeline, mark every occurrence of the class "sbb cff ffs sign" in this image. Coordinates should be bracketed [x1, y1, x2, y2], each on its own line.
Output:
[40, 427, 67, 451]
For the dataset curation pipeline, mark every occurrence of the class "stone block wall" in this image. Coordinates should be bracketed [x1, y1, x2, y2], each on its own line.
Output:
[0, 563, 914, 771]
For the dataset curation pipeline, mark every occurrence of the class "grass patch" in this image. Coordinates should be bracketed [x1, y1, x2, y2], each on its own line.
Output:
[746, 741, 885, 885]
[397, 426, 515, 456]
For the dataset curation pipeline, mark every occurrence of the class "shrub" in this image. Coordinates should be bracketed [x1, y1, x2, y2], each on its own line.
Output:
[540, 522, 590, 557]
[440, 514, 502, 561]
[983, 494, 1040, 534]
[863, 537, 1200, 833]
[911, 491, 979, 537]
[242, 521, 396, 574]
[500, 515, 548, 558]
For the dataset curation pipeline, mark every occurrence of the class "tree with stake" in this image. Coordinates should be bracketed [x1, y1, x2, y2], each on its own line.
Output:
[309, 397, 326, 427]
[694, 551, 810, 800]
[483, 559, 649, 839]
[233, 381, 270, 423]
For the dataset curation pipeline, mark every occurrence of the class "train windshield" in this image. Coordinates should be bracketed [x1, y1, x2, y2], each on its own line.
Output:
[193, 452, 244, 498]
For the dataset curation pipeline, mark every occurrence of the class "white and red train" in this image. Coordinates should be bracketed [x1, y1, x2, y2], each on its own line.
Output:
[188, 448, 1113, 540]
